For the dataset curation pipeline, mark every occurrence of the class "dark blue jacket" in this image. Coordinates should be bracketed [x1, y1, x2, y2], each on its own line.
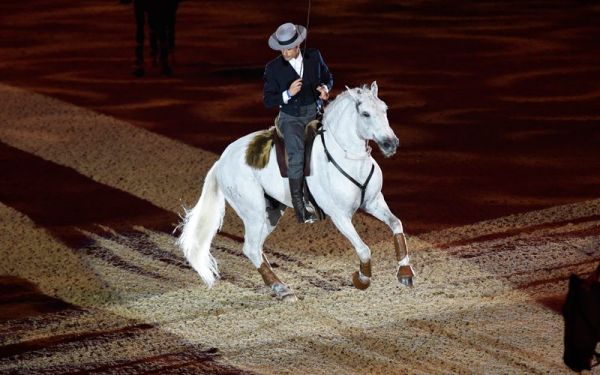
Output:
[263, 48, 333, 116]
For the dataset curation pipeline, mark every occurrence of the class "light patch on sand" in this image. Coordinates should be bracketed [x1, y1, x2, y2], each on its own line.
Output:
[0, 83, 216, 213]
[0, 203, 112, 307]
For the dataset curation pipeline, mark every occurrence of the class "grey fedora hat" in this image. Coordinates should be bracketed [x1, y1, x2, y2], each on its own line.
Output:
[268, 22, 307, 50]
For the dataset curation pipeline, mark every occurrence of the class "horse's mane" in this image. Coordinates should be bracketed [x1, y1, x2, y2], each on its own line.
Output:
[323, 85, 382, 129]
[322, 87, 360, 130]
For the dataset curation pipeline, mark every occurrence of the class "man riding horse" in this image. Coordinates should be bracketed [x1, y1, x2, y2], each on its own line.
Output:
[263, 22, 333, 224]
[178, 23, 414, 300]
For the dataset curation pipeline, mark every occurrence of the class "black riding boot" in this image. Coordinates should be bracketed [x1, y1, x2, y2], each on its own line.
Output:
[289, 178, 317, 224]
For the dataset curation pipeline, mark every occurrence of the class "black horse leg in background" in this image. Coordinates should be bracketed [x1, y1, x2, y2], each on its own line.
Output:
[147, 5, 171, 75]
[562, 265, 600, 372]
[166, 0, 179, 53]
[129, 0, 178, 76]
[150, 0, 178, 68]
[133, 0, 146, 77]
[149, 28, 158, 66]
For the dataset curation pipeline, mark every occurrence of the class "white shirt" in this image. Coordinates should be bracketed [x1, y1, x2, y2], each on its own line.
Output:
[282, 52, 304, 104]
[280, 52, 328, 105]
[289, 53, 304, 77]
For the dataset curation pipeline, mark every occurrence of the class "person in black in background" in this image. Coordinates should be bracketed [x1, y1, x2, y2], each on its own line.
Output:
[165, 0, 180, 57]
[120, 0, 179, 76]
[263, 22, 333, 224]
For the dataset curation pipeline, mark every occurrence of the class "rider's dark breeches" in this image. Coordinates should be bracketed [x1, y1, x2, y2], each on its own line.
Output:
[278, 105, 317, 179]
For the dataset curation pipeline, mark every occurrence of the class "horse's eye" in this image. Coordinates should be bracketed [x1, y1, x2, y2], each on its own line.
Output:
[361, 112, 370, 118]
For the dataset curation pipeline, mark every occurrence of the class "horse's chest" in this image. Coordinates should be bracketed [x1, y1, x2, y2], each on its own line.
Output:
[325, 162, 374, 202]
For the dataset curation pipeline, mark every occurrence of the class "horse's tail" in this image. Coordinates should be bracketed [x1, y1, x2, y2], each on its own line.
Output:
[177, 161, 224, 288]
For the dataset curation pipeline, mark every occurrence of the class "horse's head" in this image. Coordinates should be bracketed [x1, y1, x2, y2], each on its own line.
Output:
[562, 264, 600, 372]
[344, 82, 399, 157]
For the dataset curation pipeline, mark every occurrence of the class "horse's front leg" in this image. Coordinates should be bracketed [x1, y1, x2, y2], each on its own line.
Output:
[329, 213, 373, 290]
[364, 193, 415, 287]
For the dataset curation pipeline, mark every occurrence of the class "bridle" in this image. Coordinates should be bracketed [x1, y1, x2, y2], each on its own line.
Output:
[318, 127, 374, 207]
[301, 0, 374, 205]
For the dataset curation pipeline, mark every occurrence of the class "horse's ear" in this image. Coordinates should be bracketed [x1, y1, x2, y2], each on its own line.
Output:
[345, 86, 360, 102]
[370, 81, 378, 97]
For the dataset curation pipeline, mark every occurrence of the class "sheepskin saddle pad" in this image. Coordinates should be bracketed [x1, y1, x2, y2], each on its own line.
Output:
[244, 117, 321, 178]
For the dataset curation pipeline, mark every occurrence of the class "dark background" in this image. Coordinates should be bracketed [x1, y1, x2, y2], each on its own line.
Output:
[1, 0, 599, 232]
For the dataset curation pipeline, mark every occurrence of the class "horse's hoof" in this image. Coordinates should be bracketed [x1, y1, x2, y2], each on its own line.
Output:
[352, 271, 371, 290]
[272, 283, 297, 302]
[281, 294, 298, 303]
[398, 276, 413, 288]
[397, 265, 415, 288]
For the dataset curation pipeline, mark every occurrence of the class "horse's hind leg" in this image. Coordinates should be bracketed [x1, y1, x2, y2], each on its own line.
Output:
[241, 217, 297, 302]
[363, 193, 415, 287]
[224, 183, 296, 301]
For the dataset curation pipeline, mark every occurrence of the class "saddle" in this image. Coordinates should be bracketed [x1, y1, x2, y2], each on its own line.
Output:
[273, 115, 321, 178]
[244, 115, 321, 177]
[244, 115, 325, 220]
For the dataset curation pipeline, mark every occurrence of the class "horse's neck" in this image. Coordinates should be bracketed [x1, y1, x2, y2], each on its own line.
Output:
[323, 97, 370, 159]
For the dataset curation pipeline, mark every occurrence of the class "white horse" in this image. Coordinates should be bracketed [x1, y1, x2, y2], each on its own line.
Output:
[178, 82, 414, 301]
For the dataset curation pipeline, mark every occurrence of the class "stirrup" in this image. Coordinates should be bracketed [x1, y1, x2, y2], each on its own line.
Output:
[295, 208, 317, 224]
[303, 213, 317, 224]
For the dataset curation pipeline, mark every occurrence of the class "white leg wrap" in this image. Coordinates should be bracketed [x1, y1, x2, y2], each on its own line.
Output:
[358, 272, 370, 284]
[398, 255, 410, 267]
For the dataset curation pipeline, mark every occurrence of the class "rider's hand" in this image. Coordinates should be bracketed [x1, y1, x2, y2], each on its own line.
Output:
[317, 84, 329, 100]
[288, 79, 302, 96]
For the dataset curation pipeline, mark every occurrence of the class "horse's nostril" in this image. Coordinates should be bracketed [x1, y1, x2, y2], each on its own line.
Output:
[383, 142, 391, 149]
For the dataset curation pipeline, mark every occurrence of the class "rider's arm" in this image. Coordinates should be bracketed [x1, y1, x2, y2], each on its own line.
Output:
[263, 64, 284, 108]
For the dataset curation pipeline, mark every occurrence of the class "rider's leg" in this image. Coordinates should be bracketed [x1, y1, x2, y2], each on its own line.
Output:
[279, 107, 317, 224]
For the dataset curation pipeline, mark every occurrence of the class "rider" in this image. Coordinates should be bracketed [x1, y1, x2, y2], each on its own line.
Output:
[263, 22, 333, 224]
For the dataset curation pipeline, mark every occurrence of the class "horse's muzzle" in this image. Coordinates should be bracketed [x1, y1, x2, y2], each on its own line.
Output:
[378, 137, 400, 157]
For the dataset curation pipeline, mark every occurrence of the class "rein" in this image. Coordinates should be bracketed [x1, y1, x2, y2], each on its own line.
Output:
[318, 128, 374, 207]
